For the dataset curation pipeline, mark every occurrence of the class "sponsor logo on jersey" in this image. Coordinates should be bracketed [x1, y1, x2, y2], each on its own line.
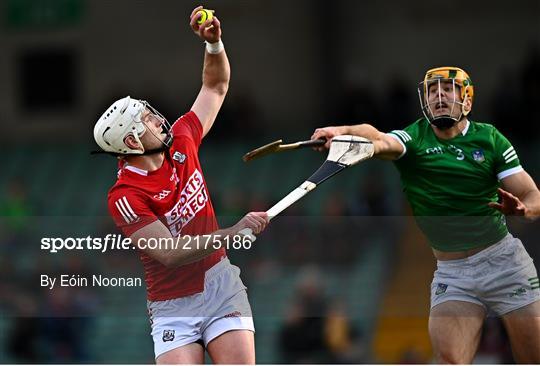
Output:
[472, 149, 485, 163]
[115, 196, 140, 224]
[162, 329, 175, 342]
[172, 151, 186, 164]
[153, 189, 171, 200]
[426, 147, 444, 155]
[164, 169, 208, 236]
[435, 283, 448, 295]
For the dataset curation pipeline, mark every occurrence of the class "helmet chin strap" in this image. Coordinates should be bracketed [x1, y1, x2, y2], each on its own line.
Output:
[90, 137, 173, 157]
[139, 144, 170, 155]
[89, 145, 168, 157]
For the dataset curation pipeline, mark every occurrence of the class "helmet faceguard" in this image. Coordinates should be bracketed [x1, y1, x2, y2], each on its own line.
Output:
[93, 96, 173, 156]
[417, 67, 474, 129]
[140, 101, 173, 154]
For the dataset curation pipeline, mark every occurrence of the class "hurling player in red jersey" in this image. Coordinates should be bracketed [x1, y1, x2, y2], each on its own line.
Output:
[93, 6, 268, 364]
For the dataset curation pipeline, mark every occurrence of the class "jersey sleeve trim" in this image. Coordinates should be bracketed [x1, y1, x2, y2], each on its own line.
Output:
[502, 146, 518, 164]
[497, 165, 523, 181]
[386, 133, 407, 159]
[108, 188, 159, 237]
[389, 130, 412, 143]
[114, 195, 140, 224]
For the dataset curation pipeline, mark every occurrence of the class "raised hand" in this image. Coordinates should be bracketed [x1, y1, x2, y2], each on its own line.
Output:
[190, 6, 221, 44]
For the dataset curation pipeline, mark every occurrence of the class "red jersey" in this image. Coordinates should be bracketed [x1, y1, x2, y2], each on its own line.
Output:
[107, 111, 226, 301]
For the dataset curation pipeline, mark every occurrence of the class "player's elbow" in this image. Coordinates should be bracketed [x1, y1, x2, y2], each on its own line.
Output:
[149, 249, 180, 268]
[523, 189, 540, 221]
[213, 80, 229, 96]
[161, 255, 187, 268]
[203, 76, 229, 97]
[160, 252, 196, 268]
[201, 82, 229, 99]
[160, 256, 176, 268]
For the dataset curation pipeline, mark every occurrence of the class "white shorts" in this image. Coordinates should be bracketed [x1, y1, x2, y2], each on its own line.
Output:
[431, 233, 540, 316]
[147, 258, 254, 359]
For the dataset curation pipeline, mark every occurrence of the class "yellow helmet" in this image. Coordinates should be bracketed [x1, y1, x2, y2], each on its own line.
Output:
[418, 66, 474, 129]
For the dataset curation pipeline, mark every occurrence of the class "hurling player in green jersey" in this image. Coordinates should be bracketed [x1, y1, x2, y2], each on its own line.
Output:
[312, 67, 540, 363]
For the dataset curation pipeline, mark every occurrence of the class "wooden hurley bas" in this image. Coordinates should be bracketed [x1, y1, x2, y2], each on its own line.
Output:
[242, 138, 326, 162]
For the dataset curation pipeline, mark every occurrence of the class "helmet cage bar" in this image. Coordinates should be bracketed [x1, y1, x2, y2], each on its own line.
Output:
[417, 78, 466, 125]
[134, 100, 174, 153]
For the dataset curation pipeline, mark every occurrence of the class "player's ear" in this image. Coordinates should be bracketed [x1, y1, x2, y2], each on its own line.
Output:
[124, 135, 141, 150]
[463, 96, 473, 114]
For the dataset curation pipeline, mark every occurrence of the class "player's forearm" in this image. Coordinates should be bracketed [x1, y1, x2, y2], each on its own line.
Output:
[523, 189, 540, 220]
[341, 123, 398, 158]
[163, 228, 237, 267]
[134, 233, 215, 267]
[166, 237, 218, 266]
[202, 48, 230, 95]
[343, 123, 383, 141]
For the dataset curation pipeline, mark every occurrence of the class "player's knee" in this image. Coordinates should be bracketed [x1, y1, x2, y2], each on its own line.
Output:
[430, 335, 472, 364]
[435, 353, 457, 364]
[434, 348, 471, 364]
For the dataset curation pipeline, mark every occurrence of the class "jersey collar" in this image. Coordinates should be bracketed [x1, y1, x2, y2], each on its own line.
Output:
[461, 119, 470, 136]
[124, 164, 148, 176]
[122, 153, 172, 177]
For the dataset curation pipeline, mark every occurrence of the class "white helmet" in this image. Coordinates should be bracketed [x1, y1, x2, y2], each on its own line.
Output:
[94, 96, 147, 154]
[93, 96, 173, 155]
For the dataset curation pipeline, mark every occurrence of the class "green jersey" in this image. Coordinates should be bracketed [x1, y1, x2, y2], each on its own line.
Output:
[388, 118, 523, 251]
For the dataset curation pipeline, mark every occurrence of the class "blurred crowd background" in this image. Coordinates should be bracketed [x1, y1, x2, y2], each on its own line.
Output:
[0, 0, 539, 363]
